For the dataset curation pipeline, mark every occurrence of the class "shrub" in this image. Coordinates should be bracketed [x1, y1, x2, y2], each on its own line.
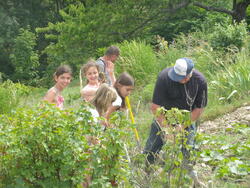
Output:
[209, 21, 248, 51]
[116, 40, 157, 85]
[0, 103, 132, 187]
[0, 80, 31, 114]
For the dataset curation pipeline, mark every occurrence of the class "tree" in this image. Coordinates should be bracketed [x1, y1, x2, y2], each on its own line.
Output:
[10, 28, 39, 85]
[193, 0, 250, 23]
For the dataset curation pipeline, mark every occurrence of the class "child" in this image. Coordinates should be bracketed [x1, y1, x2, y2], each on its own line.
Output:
[81, 60, 103, 102]
[91, 83, 117, 117]
[43, 65, 72, 109]
[104, 72, 134, 121]
[82, 84, 117, 187]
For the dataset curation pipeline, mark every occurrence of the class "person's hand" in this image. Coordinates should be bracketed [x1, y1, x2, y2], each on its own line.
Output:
[106, 60, 114, 75]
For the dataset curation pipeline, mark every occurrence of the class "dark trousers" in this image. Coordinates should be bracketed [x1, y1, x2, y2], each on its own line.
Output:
[144, 119, 197, 164]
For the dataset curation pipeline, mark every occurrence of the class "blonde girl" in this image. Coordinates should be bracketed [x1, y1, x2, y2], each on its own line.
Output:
[104, 72, 134, 121]
[43, 65, 72, 109]
[91, 83, 117, 118]
[81, 60, 105, 102]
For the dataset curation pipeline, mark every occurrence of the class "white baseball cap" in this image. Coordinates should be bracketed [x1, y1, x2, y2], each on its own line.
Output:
[168, 58, 194, 82]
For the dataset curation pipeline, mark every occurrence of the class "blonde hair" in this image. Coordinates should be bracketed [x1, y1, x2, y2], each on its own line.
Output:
[91, 83, 117, 116]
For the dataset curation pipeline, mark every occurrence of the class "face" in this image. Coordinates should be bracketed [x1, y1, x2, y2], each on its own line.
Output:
[118, 85, 134, 98]
[110, 55, 119, 63]
[55, 73, 72, 90]
[179, 73, 192, 84]
[86, 66, 99, 84]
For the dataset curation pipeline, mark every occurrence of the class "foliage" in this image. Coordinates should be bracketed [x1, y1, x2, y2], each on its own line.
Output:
[9, 28, 40, 86]
[0, 80, 31, 114]
[209, 47, 250, 104]
[209, 21, 248, 51]
[0, 0, 65, 81]
[197, 123, 250, 180]
[90, 112, 132, 187]
[116, 40, 157, 85]
[0, 103, 133, 187]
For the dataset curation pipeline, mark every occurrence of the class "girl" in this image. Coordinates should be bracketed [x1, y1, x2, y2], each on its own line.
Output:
[91, 83, 117, 117]
[43, 65, 72, 109]
[81, 61, 104, 102]
[104, 72, 134, 121]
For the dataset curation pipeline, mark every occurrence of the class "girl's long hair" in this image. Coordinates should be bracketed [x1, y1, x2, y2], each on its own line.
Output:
[114, 72, 134, 108]
[91, 83, 117, 116]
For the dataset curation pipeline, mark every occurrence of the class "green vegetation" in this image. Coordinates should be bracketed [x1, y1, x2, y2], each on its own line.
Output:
[0, 0, 250, 187]
[0, 103, 133, 187]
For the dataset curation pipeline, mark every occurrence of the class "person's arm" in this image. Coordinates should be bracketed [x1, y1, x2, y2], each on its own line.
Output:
[96, 59, 105, 73]
[80, 87, 95, 102]
[191, 74, 207, 121]
[191, 108, 204, 121]
[151, 103, 166, 127]
[104, 105, 119, 121]
[106, 61, 116, 85]
[44, 90, 56, 104]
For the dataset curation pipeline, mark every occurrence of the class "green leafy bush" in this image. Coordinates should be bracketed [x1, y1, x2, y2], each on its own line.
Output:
[0, 103, 133, 187]
[209, 21, 248, 51]
[0, 80, 31, 114]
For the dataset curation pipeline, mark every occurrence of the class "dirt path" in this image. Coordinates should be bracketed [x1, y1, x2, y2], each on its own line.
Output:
[199, 105, 250, 133]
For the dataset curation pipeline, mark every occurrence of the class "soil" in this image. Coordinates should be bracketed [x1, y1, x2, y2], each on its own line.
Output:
[199, 105, 250, 133]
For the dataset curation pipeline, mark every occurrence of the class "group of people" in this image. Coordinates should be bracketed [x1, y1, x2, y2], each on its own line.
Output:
[43, 46, 134, 126]
[43, 45, 208, 187]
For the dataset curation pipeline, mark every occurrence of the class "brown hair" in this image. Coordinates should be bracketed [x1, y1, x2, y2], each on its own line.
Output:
[54, 65, 72, 78]
[91, 83, 117, 116]
[81, 60, 105, 83]
[105, 45, 120, 56]
[114, 72, 134, 108]
[81, 60, 100, 76]
[114, 72, 134, 87]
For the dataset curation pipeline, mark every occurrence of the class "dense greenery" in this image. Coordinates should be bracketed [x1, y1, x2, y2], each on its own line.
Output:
[0, 0, 249, 84]
[0, 103, 133, 187]
[0, 0, 250, 187]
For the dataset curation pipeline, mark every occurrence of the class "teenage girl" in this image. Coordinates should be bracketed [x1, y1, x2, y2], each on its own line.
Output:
[104, 72, 134, 121]
[81, 61, 103, 102]
[43, 65, 72, 109]
[91, 83, 117, 118]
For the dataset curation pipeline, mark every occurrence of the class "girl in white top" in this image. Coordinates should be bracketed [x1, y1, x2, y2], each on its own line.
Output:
[80, 60, 104, 102]
[104, 72, 134, 122]
[43, 65, 72, 109]
[91, 83, 117, 118]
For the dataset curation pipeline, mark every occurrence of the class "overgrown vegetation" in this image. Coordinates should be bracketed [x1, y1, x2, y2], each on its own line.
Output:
[0, 103, 133, 187]
[0, 0, 250, 187]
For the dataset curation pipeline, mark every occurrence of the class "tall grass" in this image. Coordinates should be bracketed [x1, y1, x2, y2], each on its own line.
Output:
[209, 47, 250, 105]
[116, 40, 157, 85]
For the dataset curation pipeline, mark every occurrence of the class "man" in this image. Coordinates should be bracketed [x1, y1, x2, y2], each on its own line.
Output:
[144, 57, 207, 186]
[96, 45, 120, 86]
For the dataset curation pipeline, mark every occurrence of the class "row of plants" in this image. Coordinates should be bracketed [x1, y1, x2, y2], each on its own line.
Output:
[0, 103, 134, 187]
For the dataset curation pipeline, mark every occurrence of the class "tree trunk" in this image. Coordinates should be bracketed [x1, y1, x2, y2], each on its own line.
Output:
[232, 0, 250, 23]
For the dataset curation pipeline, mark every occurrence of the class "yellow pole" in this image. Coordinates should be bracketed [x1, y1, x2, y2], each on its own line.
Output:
[125, 96, 140, 142]
[79, 69, 83, 91]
